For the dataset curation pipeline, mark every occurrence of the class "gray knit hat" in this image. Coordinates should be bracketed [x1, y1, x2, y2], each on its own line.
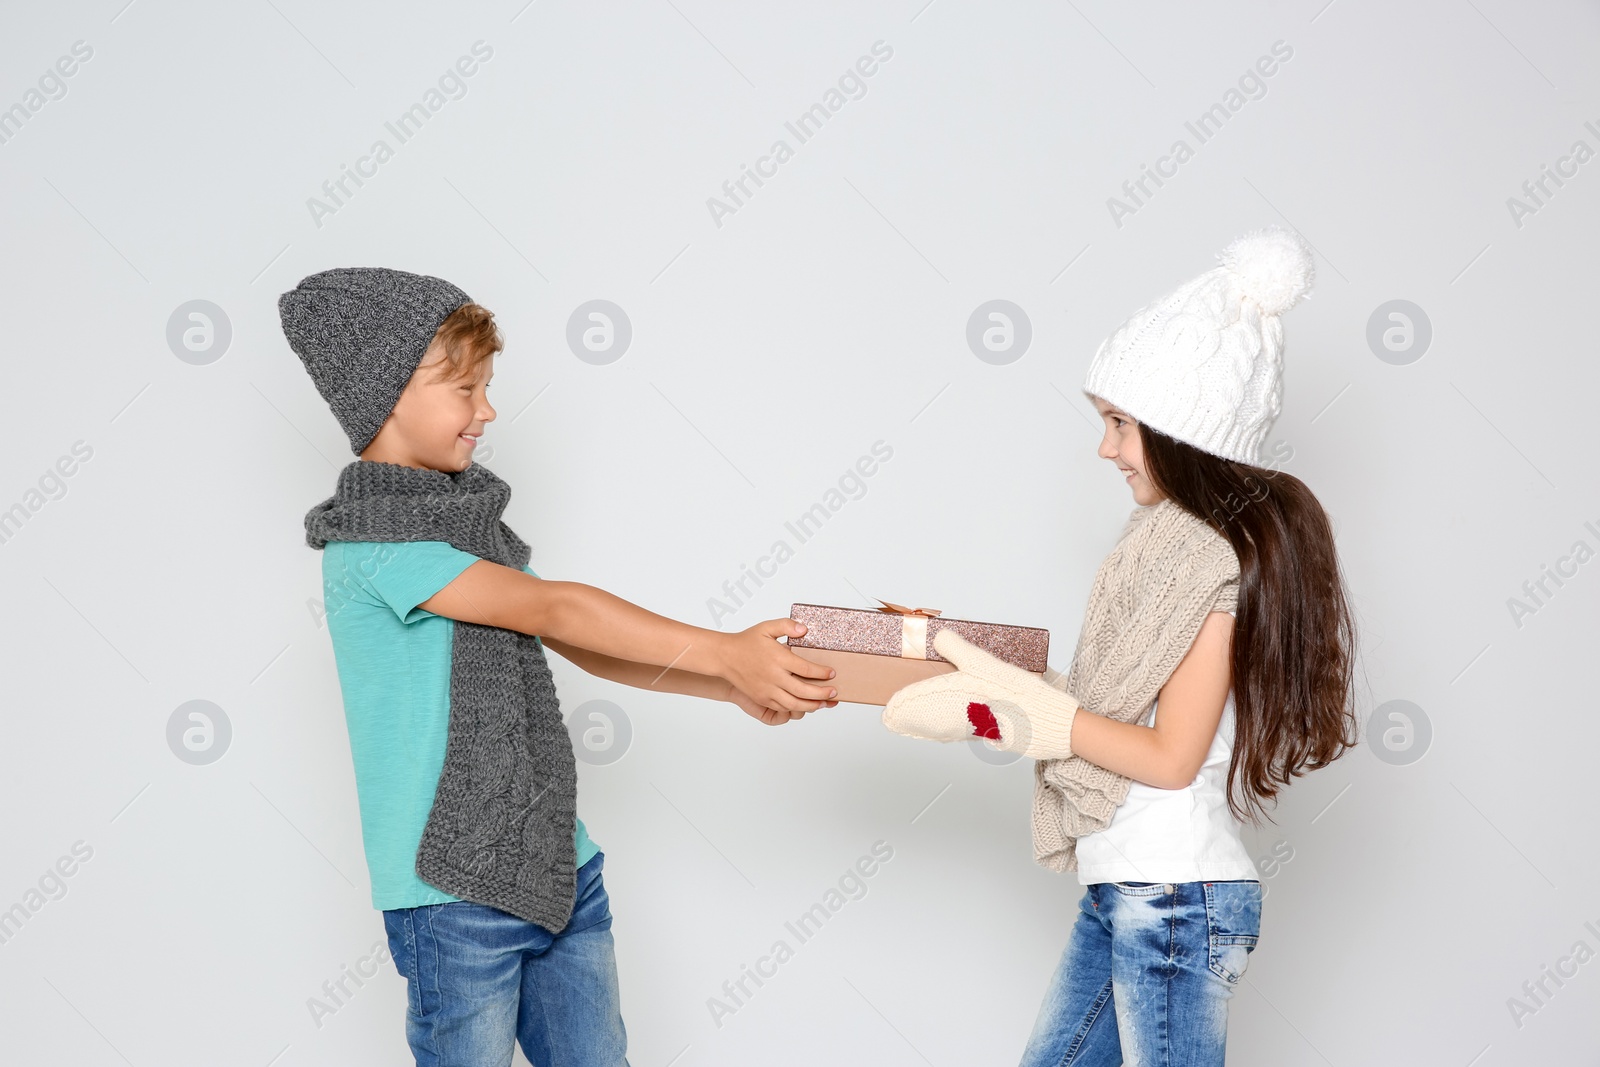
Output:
[279, 266, 472, 455]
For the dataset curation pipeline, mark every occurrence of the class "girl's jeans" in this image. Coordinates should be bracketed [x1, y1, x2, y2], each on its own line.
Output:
[381, 851, 629, 1067]
[1018, 879, 1262, 1067]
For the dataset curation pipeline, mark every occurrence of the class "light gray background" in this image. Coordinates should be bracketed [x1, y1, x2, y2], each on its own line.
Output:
[2, 1, 1597, 1064]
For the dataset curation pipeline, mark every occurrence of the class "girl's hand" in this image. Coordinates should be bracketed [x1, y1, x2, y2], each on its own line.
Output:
[881, 674, 1024, 743]
[882, 630, 1080, 759]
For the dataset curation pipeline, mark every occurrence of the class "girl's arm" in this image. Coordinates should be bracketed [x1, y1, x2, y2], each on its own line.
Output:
[1063, 611, 1236, 789]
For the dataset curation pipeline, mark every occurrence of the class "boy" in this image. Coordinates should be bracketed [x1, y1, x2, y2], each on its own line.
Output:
[280, 266, 837, 1066]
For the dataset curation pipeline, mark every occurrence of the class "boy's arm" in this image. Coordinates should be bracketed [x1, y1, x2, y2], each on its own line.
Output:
[540, 637, 835, 726]
[416, 560, 837, 713]
[542, 636, 732, 701]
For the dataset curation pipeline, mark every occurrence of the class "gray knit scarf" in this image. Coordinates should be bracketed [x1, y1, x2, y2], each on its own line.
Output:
[305, 459, 578, 931]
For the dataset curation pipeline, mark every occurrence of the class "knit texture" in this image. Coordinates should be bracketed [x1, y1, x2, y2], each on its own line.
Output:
[1081, 227, 1314, 465]
[1032, 498, 1240, 872]
[279, 267, 472, 456]
[305, 459, 580, 931]
[882, 628, 1080, 760]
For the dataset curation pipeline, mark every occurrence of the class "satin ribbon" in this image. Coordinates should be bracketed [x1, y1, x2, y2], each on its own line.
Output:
[874, 599, 942, 660]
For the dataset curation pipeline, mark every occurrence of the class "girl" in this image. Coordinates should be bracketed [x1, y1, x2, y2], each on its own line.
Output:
[883, 227, 1360, 1066]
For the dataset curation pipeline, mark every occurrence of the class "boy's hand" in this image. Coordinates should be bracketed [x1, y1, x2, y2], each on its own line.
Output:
[728, 683, 839, 726]
[714, 619, 838, 713]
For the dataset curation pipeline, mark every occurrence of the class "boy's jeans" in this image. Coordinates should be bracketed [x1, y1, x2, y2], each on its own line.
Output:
[382, 851, 629, 1067]
[1018, 880, 1262, 1067]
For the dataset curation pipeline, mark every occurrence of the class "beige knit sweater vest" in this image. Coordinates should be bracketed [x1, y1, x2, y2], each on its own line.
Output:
[1032, 498, 1241, 872]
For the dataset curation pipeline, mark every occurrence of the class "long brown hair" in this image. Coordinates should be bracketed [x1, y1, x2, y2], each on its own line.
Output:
[1140, 423, 1360, 824]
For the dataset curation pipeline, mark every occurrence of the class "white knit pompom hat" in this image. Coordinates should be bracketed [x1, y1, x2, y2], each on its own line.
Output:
[1082, 225, 1315, 465]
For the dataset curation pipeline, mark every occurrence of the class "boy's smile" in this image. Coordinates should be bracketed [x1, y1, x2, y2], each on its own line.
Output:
[361, 339, 497, 473]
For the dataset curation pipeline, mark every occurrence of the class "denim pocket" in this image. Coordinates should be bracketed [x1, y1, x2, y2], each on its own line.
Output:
[1202, 880, 1261, 984]
[1108, 880, 1175, 896]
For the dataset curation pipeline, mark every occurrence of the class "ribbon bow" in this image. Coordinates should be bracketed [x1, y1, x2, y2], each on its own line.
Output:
[874, 599, 942, 618]
[874, 599, 943, 660]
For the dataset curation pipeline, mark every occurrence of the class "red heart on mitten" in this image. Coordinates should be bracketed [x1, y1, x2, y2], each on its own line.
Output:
[966, 702, 1001, 741]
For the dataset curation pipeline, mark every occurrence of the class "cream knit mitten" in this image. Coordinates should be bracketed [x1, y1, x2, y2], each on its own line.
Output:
[882, 629, 1080, 760]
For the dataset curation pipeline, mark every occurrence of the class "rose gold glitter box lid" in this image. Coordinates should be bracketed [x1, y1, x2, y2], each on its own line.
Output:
[788, 603, 1049, 673]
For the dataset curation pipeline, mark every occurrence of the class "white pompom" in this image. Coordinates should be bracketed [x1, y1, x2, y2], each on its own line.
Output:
[1216, 226, 1315, 316]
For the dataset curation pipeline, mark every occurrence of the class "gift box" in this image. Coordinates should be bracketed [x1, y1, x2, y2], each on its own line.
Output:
[788, 600, 1049, 706]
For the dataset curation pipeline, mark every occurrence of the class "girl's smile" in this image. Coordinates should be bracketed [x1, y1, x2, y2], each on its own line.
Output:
[1092, 395, 1159, 504]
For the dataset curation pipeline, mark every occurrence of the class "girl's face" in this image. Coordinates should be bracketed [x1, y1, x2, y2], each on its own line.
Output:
[1092, 395, 1163, 505]
[361, 342, 496, 472]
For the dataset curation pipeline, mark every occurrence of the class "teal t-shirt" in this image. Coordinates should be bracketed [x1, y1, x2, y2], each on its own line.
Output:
[321, 539, 598, 912]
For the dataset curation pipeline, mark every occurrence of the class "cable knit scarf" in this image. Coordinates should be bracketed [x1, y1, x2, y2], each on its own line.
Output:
[305, 459, 579, 931]
[1033, 498, 1241, 872]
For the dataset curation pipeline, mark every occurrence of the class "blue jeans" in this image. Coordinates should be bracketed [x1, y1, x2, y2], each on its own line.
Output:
[382, 851, 629, 1067]
[1018, 880, 1261, 1067]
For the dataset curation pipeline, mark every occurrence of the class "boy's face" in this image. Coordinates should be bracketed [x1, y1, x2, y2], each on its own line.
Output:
[359, 340, 495, 472]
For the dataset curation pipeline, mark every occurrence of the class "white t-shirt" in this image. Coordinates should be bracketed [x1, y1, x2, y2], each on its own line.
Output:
[1073, 623, 1259, 886]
